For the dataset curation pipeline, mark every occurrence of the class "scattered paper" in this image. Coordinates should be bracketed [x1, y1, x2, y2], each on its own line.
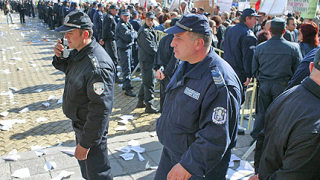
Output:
[145, 161, 158, 170]
[31, 145, 46, 150]
[115, 126, 127, 131]
[229, 161, 234, 167]
[1, 69, 11, 74]
[13, 51, 22, 54]
[36, 117, 48, 122]
[119, 152, 135, 161]
[44, 161, 57, 171]
[131, 77, 141, 81]
[0, 111, 9, 117]
[34, 150, 46, 157]
[9, 87, 18, 92]
[57, 97, 63, 104]
[128, 140, 140, 147]
[6, 46, 15, 50]
[48, 95, 58, 100]
[236, 160, 254, 173]
[137, 152, 145, 161]
[30, 64, 37, 67]
[149, 131, 157, 137]
[130, 146, 145, 153]
[118, 115, 134, 121]
[19, 107, 29, 113]
[35, 89, 43, 92]
[17, 67, 23, 71]
[3, 149, 21, 161]
[116, 146, 131, 153]
[42, 102, 50, 107]
[226, 168, 247, 180]
[230, 154, 241, 162]
[0, 119, 26, 131]
[12, 168, 30, 178]
[60, 149, 75, 156]
[10, 57, 22, 61]
[118, 119, 129, 125]
[51, 170, 75, 180]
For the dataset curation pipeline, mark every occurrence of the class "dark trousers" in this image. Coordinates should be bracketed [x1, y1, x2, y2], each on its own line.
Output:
[19, 12, 25, 23]
[49, 16, 54, 30]
[104, 39, 118, 67]
[132, 43, 139, 69]
[159, 76, 170, 111]
[75, 132, 112, 180]
[138, 60, 154, 105]
[118, 47, 133, 90]
[251, 82, 287, 139]
[155, 147, 230, 180]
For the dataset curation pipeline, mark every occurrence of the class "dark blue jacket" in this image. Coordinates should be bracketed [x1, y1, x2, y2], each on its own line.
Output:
[88, 7, 96, 22]
[137, 23, 158, 62]
[156, 47, 242, 178]
[102, 12, 117, 41]
[93, 10, 103, 36]
[223, 22, 257, 83]
[62, 6, 69, 18]
[115, 18, 137, 49]
[52, 39, 115, 149]
[286, 46, 320, 90]
[129, 18, 142, 32]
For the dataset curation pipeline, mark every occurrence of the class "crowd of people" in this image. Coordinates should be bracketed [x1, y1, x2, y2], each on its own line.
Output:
[1, 0, 320, 179]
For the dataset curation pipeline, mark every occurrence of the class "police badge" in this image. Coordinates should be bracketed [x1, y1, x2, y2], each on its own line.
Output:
[93, 82, 104, 95]
[64, 16, 70, 23]
[212, 107, 227, 124]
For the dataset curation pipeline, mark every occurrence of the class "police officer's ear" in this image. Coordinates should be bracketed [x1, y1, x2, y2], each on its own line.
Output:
[194, 38, 205, 51]
[80, 29, 89, 40]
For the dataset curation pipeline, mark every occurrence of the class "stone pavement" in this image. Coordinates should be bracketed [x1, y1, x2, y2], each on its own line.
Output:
[0, 12, 255, 179]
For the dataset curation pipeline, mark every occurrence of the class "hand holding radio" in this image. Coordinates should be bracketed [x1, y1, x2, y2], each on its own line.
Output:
[54, 38, 70, 59]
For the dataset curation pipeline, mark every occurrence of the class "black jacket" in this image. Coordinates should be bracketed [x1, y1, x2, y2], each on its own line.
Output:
[101, 12, 116, 41]
[137, 23, 158, 62]
[52, 39, 115, 149]
[115, 18, 137, 49]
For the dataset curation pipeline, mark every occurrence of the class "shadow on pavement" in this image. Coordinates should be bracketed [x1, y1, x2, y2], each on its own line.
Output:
[13, 83, 64, 94]
[8, 99, 62, 113]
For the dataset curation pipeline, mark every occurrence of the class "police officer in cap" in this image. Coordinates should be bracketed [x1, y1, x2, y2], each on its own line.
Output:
[100, 4, 122, 84]
[88, 1, 97, 23]
[115, 9, 138, 97]
[52, 11, 114, 180]
[93, 3, 104, 41]
[155, 14, 242, 179]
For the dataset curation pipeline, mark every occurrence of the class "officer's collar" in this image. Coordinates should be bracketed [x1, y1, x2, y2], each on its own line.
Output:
[71, 37, 96, 61]
[302, 77, 320, 99]
[270, 36, 283, 40]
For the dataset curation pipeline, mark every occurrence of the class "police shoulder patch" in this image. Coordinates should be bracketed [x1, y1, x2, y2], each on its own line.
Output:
[211, 67, 225, 88]
[93, 82, 104, 95]
[212, 107, 227, 124]
[88, 54, 100, 69]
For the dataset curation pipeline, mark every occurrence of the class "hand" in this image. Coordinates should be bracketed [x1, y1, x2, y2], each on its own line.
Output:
[156, 69, 165, 80]
[54, 38, 64, 58]
[99, 39, 104, 45]
[243, 77, 251, 87]
[248, 174, 259, 180]
[167, 163, 191, 180]
[74, 144, 90, 161]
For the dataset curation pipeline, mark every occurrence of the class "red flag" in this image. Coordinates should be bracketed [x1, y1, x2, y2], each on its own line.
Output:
[255, 0, 261, 11]
[144, 0, 147, 8]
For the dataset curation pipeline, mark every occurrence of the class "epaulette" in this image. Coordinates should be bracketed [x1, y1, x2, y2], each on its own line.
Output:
[211, 67, 225, 88]
[88, 54, 100, 69]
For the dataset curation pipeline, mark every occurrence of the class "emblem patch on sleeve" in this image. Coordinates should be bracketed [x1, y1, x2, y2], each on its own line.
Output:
[93, 82, 104, 95]
[212, 107, 227, 124]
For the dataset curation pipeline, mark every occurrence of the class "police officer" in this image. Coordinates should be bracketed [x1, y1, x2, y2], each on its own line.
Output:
[155, 14, 242, 180]
[115, 9, 138, 97]
[129, 10, 141, 69]
[154, 18, 180, 112]
[52, 11, 114, 180]
[136, 11, 159, 113]
[251, 18, 302, 142]
[93, 3, 103, 42]
[17, 1, 26, 23]
[47, 2, 54, 30]
[250, 50, 320, 180]
[223, 8, 260, 87]
[100, 4, 122, 84]
[88, 1, 97, 23]
[53, 0, 61, 26]
[62, 0, 70, 18]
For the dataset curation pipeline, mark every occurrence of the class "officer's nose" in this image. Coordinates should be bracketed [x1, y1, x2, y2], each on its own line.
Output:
[170, 38, 176, 48]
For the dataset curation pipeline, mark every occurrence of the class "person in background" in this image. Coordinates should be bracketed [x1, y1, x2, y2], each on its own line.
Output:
[256, 30, 271, 44]
[211, 15, 225, 49]
[4, 1, 14, 24]
[298, 21, 319, 57]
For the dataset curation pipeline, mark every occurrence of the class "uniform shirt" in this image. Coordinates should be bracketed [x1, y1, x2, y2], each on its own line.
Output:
[286, 46, 320, 89]
[156, 47, 242, 178]
[115, 18, 137, 49]
[252, 36, 302, 83]
[52, 39, 115, 149]
[255, 77, 320, 179]
[137, 23, 158, 62]
[129, 18, 142, 32]
[223, 22, 257, 83]
[101, 12, 117, 41]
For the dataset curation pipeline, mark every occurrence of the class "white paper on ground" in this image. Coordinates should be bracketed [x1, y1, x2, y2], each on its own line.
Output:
[1, 69, 11, 74]
[145, 161, 158, 170]
[10, 57, 22, 61]
[35, 89, 43, 92]
[57, 97, 63, 104]
[3, 154, 21, 161]
[230, 154, 241, 162]
[0, 111, 9, 117]
[36, 117, 48, 122]
[34, 150, 46, 157]
[30, 64, 37, 67]
[44, 161, 57, 171]
[42, 102, 50, 107]
[128, 140, 140, 147]
[131, 77, 141, 81]
[119, 152, 135, 161]
[11, 168, 30, 178]
[17, 67, 23, 71]
[118, 84, 123, 88]
[13, 51, 22, 54]
[229, 161, 234, 167]
[9, 87, 18, 92]
[226, 168, 246, 180]
[130, 146, 145, 153]
[137, 152, 145, 161]
[19, 107, 29, 113]
[60, 149, 75, 156]
[115, 126, 127, 131]
[116, 146, 131, 153]
[0, 119, 26, 128]
[48, 95, 58, 100]
[118, 115, 134, 121]
[117, 119, 129, 125]
[236, 160, 254, 173]
[31, 145, 46, 150]
[6, 46, 15, 50]
[149, 131, 157, 137]
[51, 170, 75, 180]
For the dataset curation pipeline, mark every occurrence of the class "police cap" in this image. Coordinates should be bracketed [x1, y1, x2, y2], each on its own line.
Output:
[314, 49, 320, 70]
[271, 17, 286, 29]
[165, 14, 211, 35]
[109, 4, 119, 10]
[146, 11, 156, 19]
[121, 9, 130, 16]
[241, 8, 261, 18]
[132, 10, 138, 16]
[55, 11, 93, 32]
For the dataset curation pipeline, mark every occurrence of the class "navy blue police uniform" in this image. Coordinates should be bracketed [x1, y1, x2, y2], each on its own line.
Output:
[129, 10, 142, 69]
[88, 2, 97, 23]
[93, 4, 103, 41]
[155, 14, 243, 179]
[115, 9, 138, 96]
[52, 11, 114, 180]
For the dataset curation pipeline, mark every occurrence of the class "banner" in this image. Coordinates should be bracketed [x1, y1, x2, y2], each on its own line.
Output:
[259, 0, 286, 16]
[300, 0, 318, 19]
[287, 0, 309, 12]
[250, 0, 259, 8]
[238, 2, 250, 11]
[216, 0, 233, 13]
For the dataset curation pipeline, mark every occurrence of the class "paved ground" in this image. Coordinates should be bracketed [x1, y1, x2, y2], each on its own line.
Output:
[0, 12, 255, 179]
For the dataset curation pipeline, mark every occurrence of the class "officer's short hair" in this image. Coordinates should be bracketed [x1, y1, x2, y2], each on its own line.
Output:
[189, 32, 212, 48]
[240, 15, 250, 22]
[286, 17, 295, 25]
[270, 26, 284, 36]
[79, 29, 93, 38]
